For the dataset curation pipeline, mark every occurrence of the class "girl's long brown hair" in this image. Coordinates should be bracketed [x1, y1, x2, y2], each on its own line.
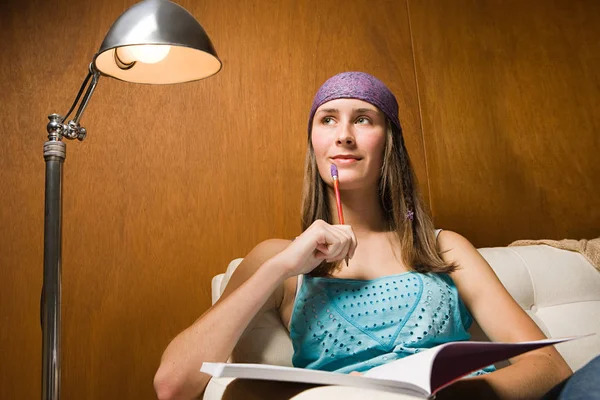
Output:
[301, 120, 456, 276]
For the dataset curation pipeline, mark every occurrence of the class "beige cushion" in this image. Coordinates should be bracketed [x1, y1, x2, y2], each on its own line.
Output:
[477, 246, 600, 370]
[211, 258, 294, 367]
[205, 245, 600, 399]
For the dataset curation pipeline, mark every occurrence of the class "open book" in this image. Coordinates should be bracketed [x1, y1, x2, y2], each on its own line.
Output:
[201, 336, 583, 398]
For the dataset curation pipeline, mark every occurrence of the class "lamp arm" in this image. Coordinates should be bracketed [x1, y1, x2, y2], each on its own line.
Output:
[49, 63, 101, 142]
[60, 70, 92, 124]
[72, 64, 100, 125]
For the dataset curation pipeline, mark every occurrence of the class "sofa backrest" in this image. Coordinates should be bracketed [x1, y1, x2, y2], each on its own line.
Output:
[211, 245, 600, 371]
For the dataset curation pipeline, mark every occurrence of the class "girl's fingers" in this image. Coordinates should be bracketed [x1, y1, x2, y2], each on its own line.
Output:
[350, 231, 358, 259]
[331, 226, 357, 261]
[338, 225, 358, 259]
[304, 221, 357, 265]
[334, 226, 356, 260]
[315, 243, 329, 254]
[318, 228, 343, 254]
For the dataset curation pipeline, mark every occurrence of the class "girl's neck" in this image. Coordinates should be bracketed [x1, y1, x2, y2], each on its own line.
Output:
[328, 186, 389, 235]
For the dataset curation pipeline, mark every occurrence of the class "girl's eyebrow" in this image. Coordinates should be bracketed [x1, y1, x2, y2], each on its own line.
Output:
[354, 108, 378, 114]
[316, 108, 338, 114]
[316, 108, 378, 114]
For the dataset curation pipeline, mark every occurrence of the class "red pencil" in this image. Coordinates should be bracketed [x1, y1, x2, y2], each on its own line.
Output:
[330, 164, 349, 266]
[333, 181, 344, 224]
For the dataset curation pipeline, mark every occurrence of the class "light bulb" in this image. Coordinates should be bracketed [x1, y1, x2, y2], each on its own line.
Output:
[119, 45, 171, 64]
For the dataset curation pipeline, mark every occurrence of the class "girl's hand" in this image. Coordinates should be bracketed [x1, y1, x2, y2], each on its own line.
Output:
[272, 219, 357, 278]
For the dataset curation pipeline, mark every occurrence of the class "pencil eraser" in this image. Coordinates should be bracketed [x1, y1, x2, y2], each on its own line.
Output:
[330, 164, 338, 178]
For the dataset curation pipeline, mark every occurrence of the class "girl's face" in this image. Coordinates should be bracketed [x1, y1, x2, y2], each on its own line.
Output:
[311, 98, 387, 191]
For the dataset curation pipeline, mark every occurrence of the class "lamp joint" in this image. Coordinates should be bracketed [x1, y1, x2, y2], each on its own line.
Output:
[46, 114, 87, 142]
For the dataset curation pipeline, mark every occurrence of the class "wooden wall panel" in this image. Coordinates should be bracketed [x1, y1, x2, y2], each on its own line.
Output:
[0, 0, 423, 398]
[408, 0, 600, 247]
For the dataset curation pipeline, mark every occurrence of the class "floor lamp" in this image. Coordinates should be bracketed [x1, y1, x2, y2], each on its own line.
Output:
[41, 1, 222, 399]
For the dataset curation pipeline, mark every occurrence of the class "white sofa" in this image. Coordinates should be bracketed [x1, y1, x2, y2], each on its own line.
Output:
[204, 245, 600, 400]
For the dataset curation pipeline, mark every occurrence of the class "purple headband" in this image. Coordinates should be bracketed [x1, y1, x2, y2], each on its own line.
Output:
[308, 72, 401, 134]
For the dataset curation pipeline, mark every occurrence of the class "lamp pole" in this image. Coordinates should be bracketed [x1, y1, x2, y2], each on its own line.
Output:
[41, 65, 98, 400]
[39, 1, 221, 398]
[41, 119, 65, 400]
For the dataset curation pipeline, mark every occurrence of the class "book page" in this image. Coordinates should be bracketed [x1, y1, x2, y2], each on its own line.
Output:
[429, 336, 580, 393]
[201, 362, 429, 397]
[365, 336, 584, 395]
[363, 348, 440, 394]
[201, 335, 588, 397]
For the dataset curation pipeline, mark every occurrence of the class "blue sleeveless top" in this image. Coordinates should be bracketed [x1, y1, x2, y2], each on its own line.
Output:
[289, 267, 495, 375]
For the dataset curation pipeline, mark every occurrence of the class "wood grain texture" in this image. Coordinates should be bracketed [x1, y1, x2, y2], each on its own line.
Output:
[0, 0, 423, 398]
[408, 0, 600, 247]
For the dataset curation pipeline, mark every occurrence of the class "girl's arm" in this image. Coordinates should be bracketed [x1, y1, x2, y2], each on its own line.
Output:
[153, 239, 291, 400]
[440, 230, 572, 400]
[154, 220, 357, 400]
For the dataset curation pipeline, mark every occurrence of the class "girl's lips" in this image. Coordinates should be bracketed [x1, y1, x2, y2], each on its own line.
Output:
[333, 158, 359, 165]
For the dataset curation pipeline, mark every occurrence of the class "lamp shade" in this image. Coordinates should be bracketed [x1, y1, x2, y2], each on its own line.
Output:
[93, 0, 221, 84]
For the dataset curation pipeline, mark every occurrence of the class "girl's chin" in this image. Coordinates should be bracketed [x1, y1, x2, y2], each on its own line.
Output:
[335, 180, 377, 191]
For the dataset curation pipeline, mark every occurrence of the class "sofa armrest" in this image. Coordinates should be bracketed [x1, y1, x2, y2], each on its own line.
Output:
[211, 274, 224, 305]
[479, 245, 600, 371]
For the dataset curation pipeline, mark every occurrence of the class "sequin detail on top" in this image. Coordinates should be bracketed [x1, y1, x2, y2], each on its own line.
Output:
[289, 272, 495, 375]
